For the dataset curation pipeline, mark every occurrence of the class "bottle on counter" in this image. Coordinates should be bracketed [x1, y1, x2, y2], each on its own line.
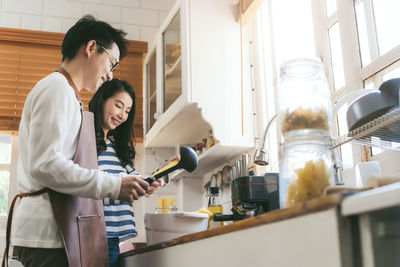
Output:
[207, 187, 224, 227]
[205, 173, 223, 227]
[277, 58, 334, 208]
[278, 58, 333, 139]
[279, 131, 334, 208]
[155, 196, 177, 214]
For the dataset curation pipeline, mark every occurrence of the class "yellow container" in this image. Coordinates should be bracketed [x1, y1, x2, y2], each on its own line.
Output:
[207, 205, 223, 227]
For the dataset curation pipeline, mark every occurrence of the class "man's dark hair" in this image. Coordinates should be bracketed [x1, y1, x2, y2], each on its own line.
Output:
[62, 15, 129, 62]
[89, 78, 136, 166]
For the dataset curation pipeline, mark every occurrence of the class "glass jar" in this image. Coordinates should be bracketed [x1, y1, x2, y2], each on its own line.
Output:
[278, 58, 332, 138]
[279, 132, 334, 208]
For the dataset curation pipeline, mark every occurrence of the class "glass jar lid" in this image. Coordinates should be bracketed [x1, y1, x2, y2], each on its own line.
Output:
[280, 57, 325, 78]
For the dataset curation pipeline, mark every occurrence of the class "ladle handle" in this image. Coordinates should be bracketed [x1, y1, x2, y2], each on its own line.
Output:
[145, 175, 170, 185]
[145, 177, 156, 184]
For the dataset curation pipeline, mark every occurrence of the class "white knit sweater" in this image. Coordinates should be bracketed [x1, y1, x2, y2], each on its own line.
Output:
[11, 72, 123, 248]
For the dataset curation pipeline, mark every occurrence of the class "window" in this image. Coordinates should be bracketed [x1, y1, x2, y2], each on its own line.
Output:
[251, 0, 316, 172]
[355, 0, 400, 66]
[251, 0, 400, 184]
[0, 135, 11, 215]
[328, 22, 345, 91]
[312, 0, 400, 171]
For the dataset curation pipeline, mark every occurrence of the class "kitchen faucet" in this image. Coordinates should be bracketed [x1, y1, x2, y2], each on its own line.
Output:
[254, 114, 278, 166]
[254, 113, 345, 186]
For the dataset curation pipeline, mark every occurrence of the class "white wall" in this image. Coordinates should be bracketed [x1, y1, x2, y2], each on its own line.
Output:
[0, 0, 177, 47]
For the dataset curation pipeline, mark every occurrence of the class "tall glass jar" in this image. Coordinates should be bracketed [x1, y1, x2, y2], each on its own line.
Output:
[278, 58, 332, 138]
[279, 131, 334, 208]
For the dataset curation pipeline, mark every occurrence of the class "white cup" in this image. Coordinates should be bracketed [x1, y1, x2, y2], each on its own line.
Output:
[355, 161, 382, 187]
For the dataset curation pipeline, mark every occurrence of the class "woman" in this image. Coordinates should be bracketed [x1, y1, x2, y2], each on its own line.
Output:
[89, 79, 165, 266]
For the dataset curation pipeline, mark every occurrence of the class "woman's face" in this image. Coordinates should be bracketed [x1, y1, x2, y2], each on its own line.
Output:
[102, 91, 133, 131]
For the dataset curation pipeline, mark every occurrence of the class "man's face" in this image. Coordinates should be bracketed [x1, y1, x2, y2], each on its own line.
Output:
[86, 42, 120, 92]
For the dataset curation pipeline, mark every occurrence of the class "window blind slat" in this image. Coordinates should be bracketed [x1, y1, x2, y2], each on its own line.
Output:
[0, 32, 145, 140]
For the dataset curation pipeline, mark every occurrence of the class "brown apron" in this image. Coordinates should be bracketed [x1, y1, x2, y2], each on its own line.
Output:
[2, 67, 109, 267]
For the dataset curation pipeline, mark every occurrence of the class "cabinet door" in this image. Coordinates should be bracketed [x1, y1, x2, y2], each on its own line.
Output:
[162, 10, 182, 112]
[146, 50, 157, 133]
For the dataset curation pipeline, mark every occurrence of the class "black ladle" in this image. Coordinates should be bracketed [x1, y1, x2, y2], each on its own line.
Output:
[145, 146, 198, 185]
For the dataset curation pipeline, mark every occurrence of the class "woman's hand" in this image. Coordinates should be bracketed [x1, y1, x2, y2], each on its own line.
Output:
[143, 154, 181, 197]
[143, 178, 164, 197]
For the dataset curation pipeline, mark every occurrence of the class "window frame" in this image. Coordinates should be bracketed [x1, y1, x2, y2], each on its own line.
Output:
[251, 0, 400, 184]
[311, 0, 400, 170]
[0, 132, 18, 230]
[249, 1, 281, 173]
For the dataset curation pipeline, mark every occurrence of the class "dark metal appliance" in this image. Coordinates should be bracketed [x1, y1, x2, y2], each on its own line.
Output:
[213, 173, 279, 222]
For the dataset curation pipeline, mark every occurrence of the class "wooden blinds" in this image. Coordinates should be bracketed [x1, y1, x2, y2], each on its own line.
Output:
[0, 41, 61, 131]
[0, 27, 147, 142]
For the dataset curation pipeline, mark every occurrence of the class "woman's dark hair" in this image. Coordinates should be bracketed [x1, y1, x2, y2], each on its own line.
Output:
[89, 79, 136, 166]
[62, 15, 129, 62]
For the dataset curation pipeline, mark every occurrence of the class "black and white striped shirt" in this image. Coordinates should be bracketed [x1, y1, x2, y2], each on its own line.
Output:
[98, 139, 138, 241]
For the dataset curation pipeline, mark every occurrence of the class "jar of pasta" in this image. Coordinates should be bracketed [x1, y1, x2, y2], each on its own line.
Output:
[279, 131, 334, 208]
[278, 58, 332, 138]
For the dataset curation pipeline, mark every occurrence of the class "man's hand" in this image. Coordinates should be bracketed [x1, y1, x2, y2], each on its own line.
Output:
[118, 176, 153, 202]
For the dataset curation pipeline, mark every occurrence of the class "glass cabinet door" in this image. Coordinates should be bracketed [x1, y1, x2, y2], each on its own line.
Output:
[146, 50, 157, 133]
[163, 11, 182, 112]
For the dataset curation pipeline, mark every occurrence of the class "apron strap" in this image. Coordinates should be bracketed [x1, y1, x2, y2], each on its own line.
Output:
[2, 67, 84, 267]
[56, 67, 85, 111]
[2, 188, 49, 267]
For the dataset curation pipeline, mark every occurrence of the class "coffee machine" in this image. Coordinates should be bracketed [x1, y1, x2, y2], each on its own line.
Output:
[213, 172, 279, 222]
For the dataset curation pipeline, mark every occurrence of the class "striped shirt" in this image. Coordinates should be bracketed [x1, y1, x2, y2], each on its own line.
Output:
[98, 139, 138, 241]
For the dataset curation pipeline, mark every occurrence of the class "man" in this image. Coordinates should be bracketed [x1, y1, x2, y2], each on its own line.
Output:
[10, 15, 157, 266]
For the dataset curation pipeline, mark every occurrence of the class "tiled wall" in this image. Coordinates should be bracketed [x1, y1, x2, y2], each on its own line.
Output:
[0, 0, 176, 46]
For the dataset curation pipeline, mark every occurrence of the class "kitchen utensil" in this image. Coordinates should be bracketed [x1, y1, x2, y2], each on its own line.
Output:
[235, 160, 241, 179]
[209, 173, 217, 187]
[145, 212, 208, 245]
[216, 171, 222, 188]
[355, 161, 381, 187]
[230, 166, 236, 182]
[347, 78, 400, 132]
[222, 165, 232, 185]
[241, 154, 249, 176]
[145, 146, 198, 184]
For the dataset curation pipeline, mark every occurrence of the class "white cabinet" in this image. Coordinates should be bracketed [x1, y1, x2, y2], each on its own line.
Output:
[122, 208, 347, 267]
[144, 0, 254, 177]
[341, 183, 400, 267]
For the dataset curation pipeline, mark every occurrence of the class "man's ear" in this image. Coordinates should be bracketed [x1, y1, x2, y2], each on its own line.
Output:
[85, 40, 97, 58]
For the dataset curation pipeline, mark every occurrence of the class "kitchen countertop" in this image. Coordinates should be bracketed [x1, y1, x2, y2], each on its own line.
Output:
[341, 182, 400, 216]
[121, 193, 343, 258]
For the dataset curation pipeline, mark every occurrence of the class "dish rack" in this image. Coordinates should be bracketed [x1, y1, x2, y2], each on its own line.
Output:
[331, 107, 400, 151]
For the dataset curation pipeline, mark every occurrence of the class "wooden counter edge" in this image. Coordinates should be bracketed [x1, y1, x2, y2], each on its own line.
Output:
[122, 193, 343, 257]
